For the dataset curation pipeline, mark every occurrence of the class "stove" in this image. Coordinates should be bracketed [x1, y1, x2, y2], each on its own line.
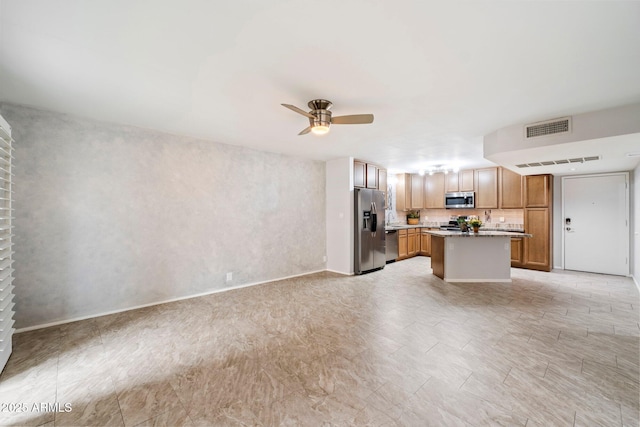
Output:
[439, 220, 462, 231]
[439, 216, 468, 231]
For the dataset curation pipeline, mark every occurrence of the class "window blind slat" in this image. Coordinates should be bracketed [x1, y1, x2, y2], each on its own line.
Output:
[0, 115, 13, 372]
[0, 268, 14, 283]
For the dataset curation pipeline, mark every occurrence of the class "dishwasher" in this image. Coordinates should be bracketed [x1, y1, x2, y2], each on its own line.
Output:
[385, 229, 398, 263]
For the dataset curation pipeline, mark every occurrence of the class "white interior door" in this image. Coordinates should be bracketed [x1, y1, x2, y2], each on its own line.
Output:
[563, 173, 629, 275]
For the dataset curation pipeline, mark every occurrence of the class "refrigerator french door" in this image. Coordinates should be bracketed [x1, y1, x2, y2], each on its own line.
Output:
[354, 188, 386, 274]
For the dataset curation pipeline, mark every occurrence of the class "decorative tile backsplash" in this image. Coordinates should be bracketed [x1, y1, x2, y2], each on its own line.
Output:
[391, 207, 524, 228]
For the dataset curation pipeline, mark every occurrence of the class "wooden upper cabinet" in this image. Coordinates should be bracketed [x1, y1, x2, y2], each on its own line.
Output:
[445, 170, 474, 193]
[499, 167, 523, 208]
[410, 174, 424, 209]
[524, 174, 551, 207]
[353, 160, 366, 188]
[424, 173, 445, 208]
[396, 174, 411, 211]
[354, 160, 386, 192]
[474, 167, 498, 209]
[378, 169, 387, 192]
[445, 173, 459, 192]
[366, 164, 378, 189]
[459, 170, 474, 192]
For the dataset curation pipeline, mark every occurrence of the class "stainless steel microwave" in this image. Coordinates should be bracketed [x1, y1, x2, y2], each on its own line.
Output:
[445, 191, 475, 209]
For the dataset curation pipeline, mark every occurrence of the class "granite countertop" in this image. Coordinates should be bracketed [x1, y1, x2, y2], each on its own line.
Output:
[385, 223, 525, 233]
[424, 230, 532, 238]
[385, 224, 437, 230]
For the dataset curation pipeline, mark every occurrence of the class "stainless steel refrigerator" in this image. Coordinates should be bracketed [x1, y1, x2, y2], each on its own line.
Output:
[354, 188, 386, 274]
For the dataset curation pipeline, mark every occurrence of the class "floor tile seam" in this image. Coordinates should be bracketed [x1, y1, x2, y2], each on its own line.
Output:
[130, 404, 189, 427]
[539, 370, 633, 408]
[94, 373, 126, 427]
[458, 384, 529, 426]
[419, 378, 522, 426]
[580, 364, 640, 386]
[463, 381, 558, 424]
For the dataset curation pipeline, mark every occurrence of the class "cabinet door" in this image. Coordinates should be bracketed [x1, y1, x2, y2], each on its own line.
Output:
[366, 164, 378, 189]
[445, 173, 459, 193]
[524, 175, 551, 207]
[459, 170, 474, 192]
[424, 173, 445, 208]
[354, 160, 366, 188]
[395, 174, 410, 211]
[378, 168, 387, 192]
[500, 167, 523, 208]
[510, 238, 523, 267]
[523, 208, 551, 271]
[475, 167, 498, 209]
[420, 231, 431, 256]
[408, 230, 417, 256]
[398, 230, 408, 259]
[410, 174, 424, 209]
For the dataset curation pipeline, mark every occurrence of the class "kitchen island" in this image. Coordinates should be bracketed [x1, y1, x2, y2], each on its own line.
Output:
[425, 230, 532, 282]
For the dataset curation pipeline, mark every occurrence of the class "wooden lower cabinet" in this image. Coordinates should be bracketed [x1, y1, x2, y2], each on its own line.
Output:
[397, 227, 437, 260]
[408, 228, 418, 257]
[430, 235, 445, 278]
[419, 229, 432, 256]
[523, 208, 552, 271]
[397, 228, 425, 259]
[398, 229, 408, 259]
[511, 238, 524, 267]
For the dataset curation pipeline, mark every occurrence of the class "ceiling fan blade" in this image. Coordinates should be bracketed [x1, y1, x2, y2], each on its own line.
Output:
[282, 104, 316, 119]
[298, 126, 312, 135]
[331, 114, 374, 125]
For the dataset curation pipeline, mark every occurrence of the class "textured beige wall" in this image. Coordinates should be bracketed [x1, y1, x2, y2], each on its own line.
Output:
[2, 103, 326, 329]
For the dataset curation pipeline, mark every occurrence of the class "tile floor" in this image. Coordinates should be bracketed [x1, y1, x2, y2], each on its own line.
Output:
[0, 257, 638, 426]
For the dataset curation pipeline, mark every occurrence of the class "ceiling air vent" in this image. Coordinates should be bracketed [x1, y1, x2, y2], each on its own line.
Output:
[525, 117, 571, 139]
[515, 155, 600, 169]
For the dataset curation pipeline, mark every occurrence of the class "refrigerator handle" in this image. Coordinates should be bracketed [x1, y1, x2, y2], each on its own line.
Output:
[370, 202, 378, 233]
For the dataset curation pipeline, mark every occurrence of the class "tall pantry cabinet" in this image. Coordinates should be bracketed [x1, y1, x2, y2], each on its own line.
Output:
[523, 175, 553, 271]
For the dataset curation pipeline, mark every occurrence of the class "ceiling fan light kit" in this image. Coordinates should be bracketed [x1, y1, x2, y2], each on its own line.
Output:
[282, 99, 374, 136]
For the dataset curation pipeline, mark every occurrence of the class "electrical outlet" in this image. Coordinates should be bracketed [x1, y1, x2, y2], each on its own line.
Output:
[322, 255, 327, 262]
[226, 272, 232, 282]
[499, 217, 505, 223]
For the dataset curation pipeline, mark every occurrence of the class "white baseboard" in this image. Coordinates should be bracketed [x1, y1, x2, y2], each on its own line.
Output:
[633, 274, 640, 294]
[325, 268, 353, 276]
[15, 269, 327, 333]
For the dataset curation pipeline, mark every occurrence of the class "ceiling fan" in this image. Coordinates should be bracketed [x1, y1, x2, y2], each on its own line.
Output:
[281, 99, 374, 136]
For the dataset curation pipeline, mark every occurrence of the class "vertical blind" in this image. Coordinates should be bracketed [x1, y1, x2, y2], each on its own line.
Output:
[0, 113, 14, 372]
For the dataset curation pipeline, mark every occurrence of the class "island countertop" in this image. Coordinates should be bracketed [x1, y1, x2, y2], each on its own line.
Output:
[424, 230, 532, 238]
[429, 231, 531, 282]
[385, 224, 525, 233]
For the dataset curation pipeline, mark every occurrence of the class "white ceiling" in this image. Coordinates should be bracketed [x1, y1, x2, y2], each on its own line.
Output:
[1, 1, 639, 174]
